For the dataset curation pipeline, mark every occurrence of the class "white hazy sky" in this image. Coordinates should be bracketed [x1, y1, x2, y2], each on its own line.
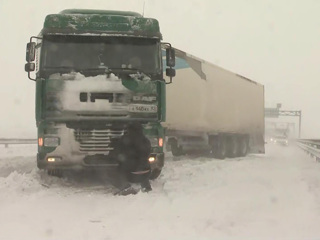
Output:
[0, 0, 319, 138]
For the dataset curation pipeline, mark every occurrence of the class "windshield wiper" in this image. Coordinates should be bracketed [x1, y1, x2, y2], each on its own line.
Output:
[80, 67, 152, 79]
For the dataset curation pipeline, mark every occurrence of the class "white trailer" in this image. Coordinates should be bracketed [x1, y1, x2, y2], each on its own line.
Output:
[163, 48, 265, 158]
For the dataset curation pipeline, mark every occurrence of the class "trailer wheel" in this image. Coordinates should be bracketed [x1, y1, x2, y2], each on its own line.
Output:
[171, 139, 184, 157]
[239, 138, 248, 157]
[149, 168, 162, 180]
[213, 136, 227, 159]
[227, 136, 239, 158]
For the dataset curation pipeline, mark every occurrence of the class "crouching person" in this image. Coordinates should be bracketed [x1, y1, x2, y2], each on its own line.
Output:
[112, 122, 152, 195]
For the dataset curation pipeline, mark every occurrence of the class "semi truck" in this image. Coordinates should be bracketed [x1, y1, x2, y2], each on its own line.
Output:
[25, 9, 264, 179]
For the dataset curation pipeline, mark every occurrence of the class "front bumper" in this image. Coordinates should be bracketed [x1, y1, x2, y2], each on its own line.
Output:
[37, 123, 164, 170]
[37, 152, 165, 171]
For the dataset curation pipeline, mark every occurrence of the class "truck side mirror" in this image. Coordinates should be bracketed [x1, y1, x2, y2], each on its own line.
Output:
[25, 63, 35, 72]
[166, 48, 175, 67]
[166, 68, 176, 77]
[26, 42, 36, 62]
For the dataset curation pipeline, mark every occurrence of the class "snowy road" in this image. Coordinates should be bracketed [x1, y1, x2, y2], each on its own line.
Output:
[1, 144, 320, 240]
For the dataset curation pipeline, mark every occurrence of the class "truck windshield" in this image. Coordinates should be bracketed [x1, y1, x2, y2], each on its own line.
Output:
[40, 35, 161, 77]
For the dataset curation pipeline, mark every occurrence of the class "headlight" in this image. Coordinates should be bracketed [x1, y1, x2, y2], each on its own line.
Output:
[44, 137, 60, 147]
[47, 157, 62, 162]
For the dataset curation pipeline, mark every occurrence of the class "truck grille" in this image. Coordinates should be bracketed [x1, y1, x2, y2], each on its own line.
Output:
[74, 128, 125, 153]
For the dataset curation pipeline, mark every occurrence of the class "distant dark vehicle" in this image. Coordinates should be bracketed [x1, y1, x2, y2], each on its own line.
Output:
[270, 136, 289, 146]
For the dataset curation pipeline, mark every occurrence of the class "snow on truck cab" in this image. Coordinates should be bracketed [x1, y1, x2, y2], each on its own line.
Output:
[25, 9, 175, 179]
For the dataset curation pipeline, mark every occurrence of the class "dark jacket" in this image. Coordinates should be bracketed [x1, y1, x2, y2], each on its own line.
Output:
[115, 123, 151, 173]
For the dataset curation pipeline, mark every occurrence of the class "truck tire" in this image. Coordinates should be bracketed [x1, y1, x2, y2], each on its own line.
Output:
[171, 139, 184, 157]
[227, 136, 239, 158]
[149, 168, 162, 180]
[238, 138, 248, 157]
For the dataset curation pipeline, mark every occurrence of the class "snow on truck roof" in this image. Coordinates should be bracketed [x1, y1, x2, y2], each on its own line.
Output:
[42, 9, 161, 38]
[59, 9, 142, 17]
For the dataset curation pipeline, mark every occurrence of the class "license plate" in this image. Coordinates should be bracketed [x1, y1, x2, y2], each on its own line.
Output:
[128, 104, 158, 113]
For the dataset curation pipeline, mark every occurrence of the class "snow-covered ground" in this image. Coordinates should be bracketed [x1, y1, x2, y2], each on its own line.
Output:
[1, 143, 320, 240]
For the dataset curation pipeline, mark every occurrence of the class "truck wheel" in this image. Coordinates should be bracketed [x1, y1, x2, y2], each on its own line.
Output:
[227, 136, 239, 158]
[213, 136, 227, 159]
[171, 140, 184, 157]
[239, 138, 248, 157]
[149, 169, 162, 180]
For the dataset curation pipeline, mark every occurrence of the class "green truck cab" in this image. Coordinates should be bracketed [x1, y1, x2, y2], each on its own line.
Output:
[25, 9, 175, 179]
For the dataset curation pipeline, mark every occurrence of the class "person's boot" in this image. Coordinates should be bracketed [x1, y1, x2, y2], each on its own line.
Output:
[141, 180, 152, 193]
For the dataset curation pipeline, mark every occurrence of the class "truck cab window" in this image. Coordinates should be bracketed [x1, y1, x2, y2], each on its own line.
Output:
[40, 35, 161, 78]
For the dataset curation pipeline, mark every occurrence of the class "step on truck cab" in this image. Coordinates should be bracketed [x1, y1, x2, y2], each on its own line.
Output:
[25, 9, 176, 179]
